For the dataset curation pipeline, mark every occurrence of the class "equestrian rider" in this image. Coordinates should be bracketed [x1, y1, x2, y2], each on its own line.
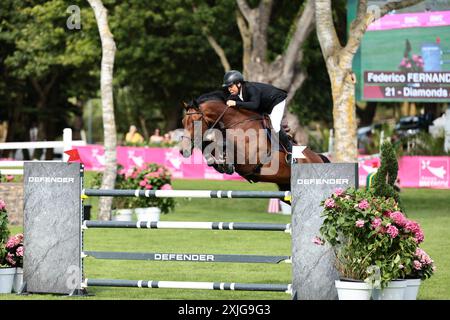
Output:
[222, 70, 293, 156]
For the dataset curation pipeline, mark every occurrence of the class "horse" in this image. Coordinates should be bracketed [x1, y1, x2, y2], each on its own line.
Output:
[180, 91, 329, 193]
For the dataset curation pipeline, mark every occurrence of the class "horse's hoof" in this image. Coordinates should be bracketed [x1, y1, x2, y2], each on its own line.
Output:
[224, 164, 235, 175]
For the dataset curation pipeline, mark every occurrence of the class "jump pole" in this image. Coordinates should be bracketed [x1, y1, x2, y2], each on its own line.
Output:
[22, 161, 358, 299]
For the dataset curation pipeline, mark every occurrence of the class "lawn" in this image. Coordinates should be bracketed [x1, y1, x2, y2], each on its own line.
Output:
[2, 177, 450, 300]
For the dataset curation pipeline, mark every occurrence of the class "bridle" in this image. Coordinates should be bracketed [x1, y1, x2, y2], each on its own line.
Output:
[181, 104, 230, 142]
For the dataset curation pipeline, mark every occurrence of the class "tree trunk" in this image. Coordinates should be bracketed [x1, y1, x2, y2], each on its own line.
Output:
[88, 0, 117, 221]
[330, 71, 358, 162]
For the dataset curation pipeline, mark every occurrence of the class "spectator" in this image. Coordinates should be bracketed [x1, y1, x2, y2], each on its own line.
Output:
[125, 125, 144, 144]
[149, 128, 164, 144]
[163, 133, 172, 144]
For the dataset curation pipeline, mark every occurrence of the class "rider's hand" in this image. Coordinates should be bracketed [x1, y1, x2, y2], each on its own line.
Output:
[226, 100, 236, 107]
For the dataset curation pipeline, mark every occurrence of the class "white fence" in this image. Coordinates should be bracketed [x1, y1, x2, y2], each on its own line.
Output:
[0, 128, 86, 175]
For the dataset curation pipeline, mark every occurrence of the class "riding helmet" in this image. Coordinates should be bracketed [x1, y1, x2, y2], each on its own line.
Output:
[222, 70, 244, 88]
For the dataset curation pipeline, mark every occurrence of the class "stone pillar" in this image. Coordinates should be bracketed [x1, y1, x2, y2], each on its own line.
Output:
[23, 162, 82, 294]
[290, 163, 358, 300]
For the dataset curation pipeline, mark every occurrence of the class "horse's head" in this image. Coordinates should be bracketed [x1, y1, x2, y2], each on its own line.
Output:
[180, 100, 209, 158]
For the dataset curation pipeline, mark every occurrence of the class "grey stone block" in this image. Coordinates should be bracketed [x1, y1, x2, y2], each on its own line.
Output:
[290, 163, 358, 300]
[23, 162, 82, 294]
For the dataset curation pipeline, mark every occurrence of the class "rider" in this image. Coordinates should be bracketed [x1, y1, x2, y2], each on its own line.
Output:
[221, 70, 293, 157]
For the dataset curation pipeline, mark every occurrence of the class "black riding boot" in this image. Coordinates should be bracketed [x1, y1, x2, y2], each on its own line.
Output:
[278, 128, 293, 164]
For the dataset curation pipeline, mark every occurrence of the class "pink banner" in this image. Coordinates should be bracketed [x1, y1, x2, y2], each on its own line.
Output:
[358, 155, 450, 189]
[368, 10, 450, 31]
[76, 145, 244, 181]
[398, 156, 449, 189]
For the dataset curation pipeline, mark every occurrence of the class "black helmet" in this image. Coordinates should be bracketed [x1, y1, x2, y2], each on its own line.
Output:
[222, 70, 244, 88]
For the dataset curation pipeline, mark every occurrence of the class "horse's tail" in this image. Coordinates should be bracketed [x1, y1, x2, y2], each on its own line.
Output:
[319, 154, 330, 163]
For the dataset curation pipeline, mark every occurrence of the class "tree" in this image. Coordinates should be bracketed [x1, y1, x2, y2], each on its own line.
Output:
[315, 0, 423, 162]
[88, 0, 117, 220]
[0, 0, 99, 158]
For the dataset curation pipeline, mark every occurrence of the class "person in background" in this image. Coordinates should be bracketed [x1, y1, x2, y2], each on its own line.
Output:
[125, 125, 144, 144]
[163, 133, 172, 144]
[149, 128, 164, 144]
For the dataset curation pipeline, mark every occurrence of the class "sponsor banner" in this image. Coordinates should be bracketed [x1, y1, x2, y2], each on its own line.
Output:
[76, 145, 244, 181]
[367, 11, 450, 31]
[399, 156, 449, 188]
[358, 155, 450, 189]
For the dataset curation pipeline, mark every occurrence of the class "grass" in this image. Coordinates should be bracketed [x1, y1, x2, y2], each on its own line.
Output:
[2, 177, 450, 300]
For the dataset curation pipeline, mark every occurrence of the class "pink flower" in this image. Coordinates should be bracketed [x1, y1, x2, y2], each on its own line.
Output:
[0, 199, 6, 211]
[139, 180, 147, 187]
[414, 231, 424, 244]
[406, 63, 412, 68]
[386, 224, 399, 238]
[16, 246, 24, 257]
[334, 188, 344, 197]
[405, 220, 421, 234]
[5, 237, 17, 249]
[355, 219, 365, 228]
[413, 260, 422, 270]
[6, 175, 14, 181]
[358, 199, 370, 210]
[145, 184, 153, 190]
[324, 198, 335, 208]
[312, 236, 324, 245]
[389, 211, 407, 227]
[371, 217, 382, 229]
[399, 264, 404, 269]
[161, 184, 173, 191]
[415, 248, 425, 257]
[145, 172, 159, 179]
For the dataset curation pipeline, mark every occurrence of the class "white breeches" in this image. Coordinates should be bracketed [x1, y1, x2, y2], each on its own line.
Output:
[269, 99, 286, 133]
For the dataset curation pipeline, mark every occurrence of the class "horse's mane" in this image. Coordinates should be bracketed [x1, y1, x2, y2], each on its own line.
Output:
[188, 90, 227, 108]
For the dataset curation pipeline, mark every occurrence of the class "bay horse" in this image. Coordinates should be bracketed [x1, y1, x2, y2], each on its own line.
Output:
[180, 91, 329, 192]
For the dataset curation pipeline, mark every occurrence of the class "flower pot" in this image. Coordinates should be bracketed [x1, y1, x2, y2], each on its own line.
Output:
[335, 280, 373, 300]
[12, 267, 23, 293]
[404, 278, 421, 300]
[135, 207, 161, 222]
[112, 209, 133, 221]
[372, 280, 407, 300]
[0, 267, 17, 294]
[279, 201, 291, 215]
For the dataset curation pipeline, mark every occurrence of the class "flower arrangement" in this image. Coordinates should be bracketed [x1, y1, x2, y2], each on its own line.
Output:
[398, 40, 424, 72]
[118, 163, 176, 214]
[0, 199, 11, 268]
[0, 174, 15, 183]
[318, 142, 435, 288]
[3, 234, 23, 268]
[319, 187, 431, 287]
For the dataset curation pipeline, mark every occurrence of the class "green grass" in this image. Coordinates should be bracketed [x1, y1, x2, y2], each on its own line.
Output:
[3, 178, 450, 300]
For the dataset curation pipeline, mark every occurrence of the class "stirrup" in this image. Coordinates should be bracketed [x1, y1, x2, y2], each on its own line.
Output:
[285, 152, 294, 165]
